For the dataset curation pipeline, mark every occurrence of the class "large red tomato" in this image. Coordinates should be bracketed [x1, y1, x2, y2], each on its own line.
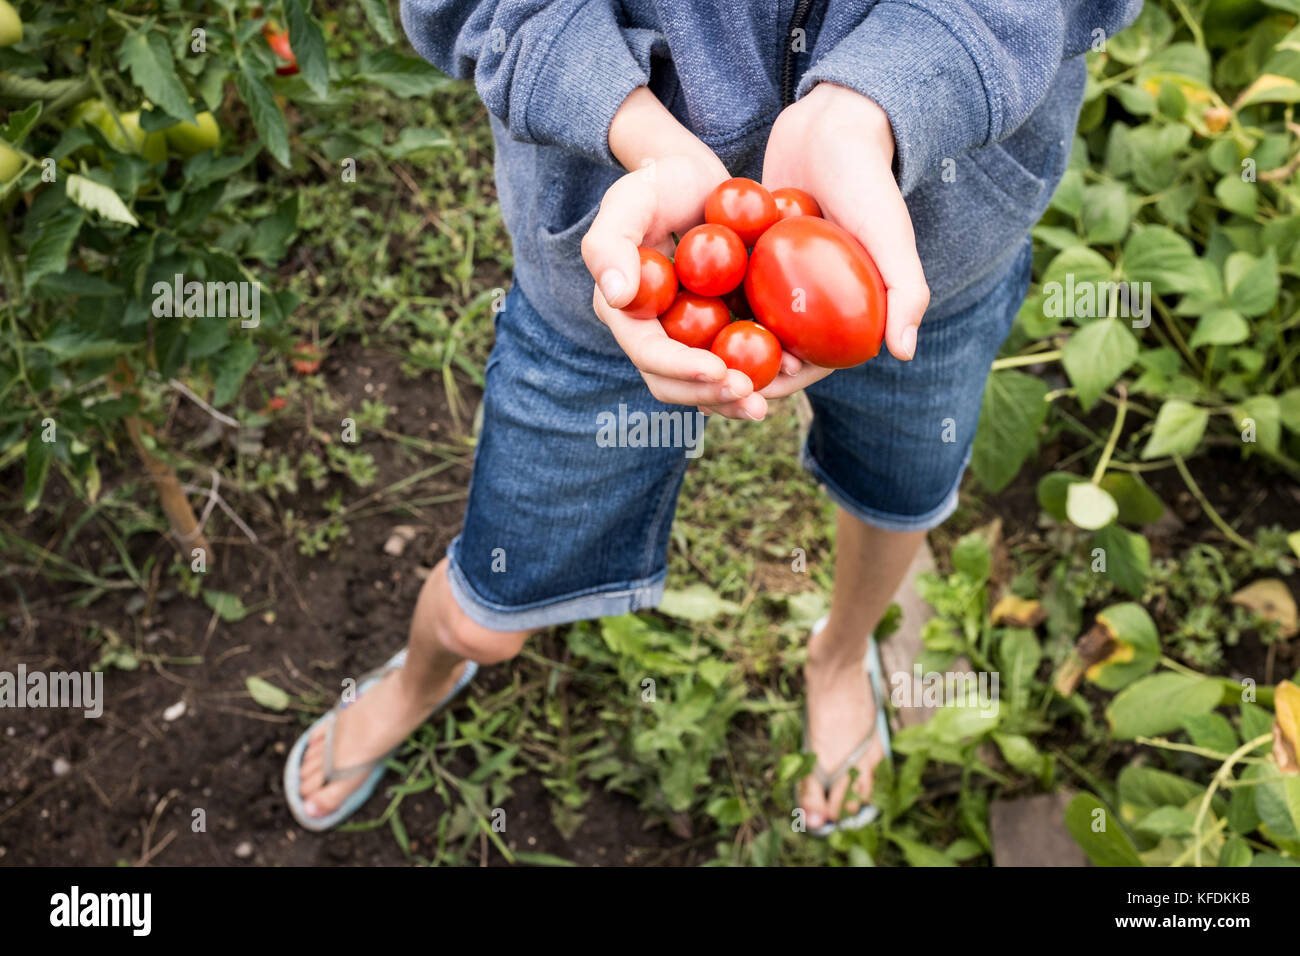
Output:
[705, 177, 778, 247]
[710, 321, 782, 390]
[743, 216, 886, 368]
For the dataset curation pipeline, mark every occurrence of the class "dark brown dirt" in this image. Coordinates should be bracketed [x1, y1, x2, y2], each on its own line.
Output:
[0, 345, 686, 867]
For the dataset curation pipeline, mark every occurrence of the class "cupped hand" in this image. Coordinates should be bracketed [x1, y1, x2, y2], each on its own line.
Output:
[583, 152, 770, 420]
[761, 82, 930, 365]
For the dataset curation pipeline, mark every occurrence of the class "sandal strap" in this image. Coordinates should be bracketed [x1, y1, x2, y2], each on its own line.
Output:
[320, 708, 392, 784]
[807, 719, 879, 792]
[319, 656, 406, 784]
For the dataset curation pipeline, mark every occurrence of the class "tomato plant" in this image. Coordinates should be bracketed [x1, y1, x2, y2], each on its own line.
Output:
[674, 223, 746, 296]
[744, 216, 886, 368]
[0, 0, 450, 547]
[623, 247, 677, 318]
[659, 291, 730, 349]
[704, 176, 777, 247]
[710, 320, 781, 390]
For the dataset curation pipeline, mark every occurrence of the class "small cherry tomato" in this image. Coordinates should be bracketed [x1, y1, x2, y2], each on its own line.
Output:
[705, 177, 779, 247]
[623, 247, 678, 318]
[771, 187, 822, 220]
[292, 341, 323, 374]
[674, 224, 747, 297]
[710, 320, 782, 390]
[266, 396, 288, 412]
[660, 291, 731, 349]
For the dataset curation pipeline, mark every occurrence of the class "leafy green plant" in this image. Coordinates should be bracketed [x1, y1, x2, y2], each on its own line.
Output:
[0, 1, 447, 549]
[973, 0, 1300, 596]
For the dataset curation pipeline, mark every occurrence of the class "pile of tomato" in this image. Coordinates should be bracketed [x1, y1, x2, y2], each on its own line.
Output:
[625, 177, 887, 390]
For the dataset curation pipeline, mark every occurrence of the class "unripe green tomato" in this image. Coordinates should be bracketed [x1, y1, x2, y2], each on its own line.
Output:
[165, 111, 220, 155]
[0, 142, 23, 182]
[69, 98, 110, 129]
[0, 1, 23, 47]
[108, 110, 167, 162]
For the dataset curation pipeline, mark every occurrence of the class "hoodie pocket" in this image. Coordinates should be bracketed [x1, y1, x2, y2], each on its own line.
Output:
[912, 142, 1048, 309]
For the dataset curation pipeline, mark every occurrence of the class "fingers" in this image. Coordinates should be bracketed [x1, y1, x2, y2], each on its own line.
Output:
[760, 355, 832, 400]
[581, 168, 657, 309]
[645, 368, 756, 407]
[834, 180, 929, 362]
[699, 391, 769, 421]
[594, 287, 728, 381]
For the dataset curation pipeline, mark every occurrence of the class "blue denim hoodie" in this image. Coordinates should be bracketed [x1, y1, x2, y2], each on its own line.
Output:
[400, 0, 1142, 355]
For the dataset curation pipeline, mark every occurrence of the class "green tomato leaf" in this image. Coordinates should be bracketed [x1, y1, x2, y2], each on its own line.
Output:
[1189, 307, 1249, 348]
[285, 0, 330, 99]
[1225, 249, 1279, 317]
[235, 66, 290, 168]
[1065, 793, 1144, 866]
[1231, 395, 1281, 455]
[1062, 318, 1139, 411]
[1141, 399, 1208, 459]
[971, 370, 1047, 492]
[1098, 471, 1165, 525]
[1106, 673, 1222, 739]
[119, 29, 196, 124]
[1093, 525, 1152, 600]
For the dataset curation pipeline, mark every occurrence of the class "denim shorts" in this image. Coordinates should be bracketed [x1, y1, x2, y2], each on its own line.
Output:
[446, 239, 1033, 630]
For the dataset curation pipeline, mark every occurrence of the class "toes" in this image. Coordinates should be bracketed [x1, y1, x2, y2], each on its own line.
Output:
[799, 774, 827, 831]
[306, 778, 355, 817]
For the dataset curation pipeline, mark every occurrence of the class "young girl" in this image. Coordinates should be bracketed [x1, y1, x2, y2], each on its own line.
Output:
[284, 0, 1141, 835]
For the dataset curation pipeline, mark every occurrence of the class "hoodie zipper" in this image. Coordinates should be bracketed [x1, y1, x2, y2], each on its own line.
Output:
[780, 0, 815, 107]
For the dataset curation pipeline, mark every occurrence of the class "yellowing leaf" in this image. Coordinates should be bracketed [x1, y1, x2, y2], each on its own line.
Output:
[1236, 74, 1300, 109]
[1231, 579, 1298, 638]
[1086, 640, 1135, 680]
[990, 595, 1046, 628]
[1274, 681, 1300, 775]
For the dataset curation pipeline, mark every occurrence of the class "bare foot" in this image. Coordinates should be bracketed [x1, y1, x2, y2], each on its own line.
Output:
[297, 659, 468, 819]
[798, 635, 885, 831]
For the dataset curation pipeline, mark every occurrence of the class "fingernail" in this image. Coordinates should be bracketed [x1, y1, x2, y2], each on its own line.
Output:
[304, 800, 320, 817]
[720, 386, 736, 401]
[599, 269, 626, 304]
[809, 814, 823, 828]
[902, 325, 918, 360]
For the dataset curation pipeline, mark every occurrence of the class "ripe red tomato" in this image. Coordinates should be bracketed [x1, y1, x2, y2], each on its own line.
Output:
[659, 292, 731, 349]
[744, 216, 886, 368]
[623, 247, 678, 318]
[292, 342, 323, 374]
[771, 187, 822, 220]
[674, 224, 746, 297]
[264, 26, 299, 75]
[705, 177, 779, 247]
[710, 321, 782, 390]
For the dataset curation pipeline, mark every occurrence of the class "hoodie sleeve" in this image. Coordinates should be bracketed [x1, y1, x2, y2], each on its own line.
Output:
[796, 0, 1143, 195]
[399, 0, 649, 167]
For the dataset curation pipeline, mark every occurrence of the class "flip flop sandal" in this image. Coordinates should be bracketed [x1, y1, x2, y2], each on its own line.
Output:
[283, 648, 477, 832]
[802, 616, 892, 837]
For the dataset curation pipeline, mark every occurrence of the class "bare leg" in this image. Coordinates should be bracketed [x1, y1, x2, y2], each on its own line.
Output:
[297, 558, 528, 819]
[799, 509, 925, 830]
